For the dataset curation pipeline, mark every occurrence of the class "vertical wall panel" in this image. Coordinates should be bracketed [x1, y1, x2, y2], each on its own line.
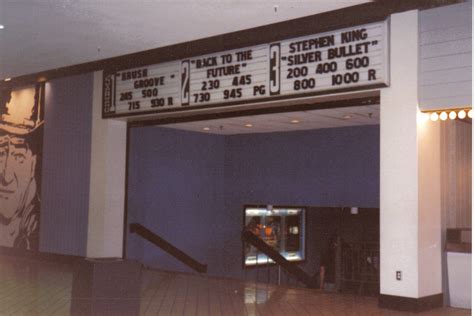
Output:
[441, 120, 472, 229]
[418, 2, 472, 110]
[440, 119, 471, 305]
[40, 73, 93, 256]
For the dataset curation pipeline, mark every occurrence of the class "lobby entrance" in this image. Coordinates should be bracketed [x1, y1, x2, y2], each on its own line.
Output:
[124, 96, 381, 294]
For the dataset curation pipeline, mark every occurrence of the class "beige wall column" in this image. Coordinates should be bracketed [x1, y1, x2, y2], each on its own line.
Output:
[418, 119, 442, 296]
[380, 9, 442, 300]
[86, 71, 127, 258]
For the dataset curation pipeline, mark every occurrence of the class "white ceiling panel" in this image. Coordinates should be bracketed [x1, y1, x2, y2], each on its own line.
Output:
[0, 1, 371, 79]
[160, 104, 379, 135]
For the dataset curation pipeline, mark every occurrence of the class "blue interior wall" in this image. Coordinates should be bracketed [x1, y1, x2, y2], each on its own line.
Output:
[224, 126, 379, 208]
[127, 127, 226, 272]
[127, 124, 379, 278]
[221, 126, 379, 278]
[40, 73, 93, 256]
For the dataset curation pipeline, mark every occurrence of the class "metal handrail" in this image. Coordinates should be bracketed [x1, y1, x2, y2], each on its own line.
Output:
[130, 223, 207, 273]
[241, 230, 314, 288]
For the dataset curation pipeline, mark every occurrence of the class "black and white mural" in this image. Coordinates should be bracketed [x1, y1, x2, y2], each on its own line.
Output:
[0, 84, 44, 250]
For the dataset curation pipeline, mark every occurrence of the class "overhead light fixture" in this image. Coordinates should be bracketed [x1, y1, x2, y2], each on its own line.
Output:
[244, 123, 253, 128]
[430, 112, 439, 121]
[419, 112, 430, 122]
[202, 127, 210, 131]
[343, 115, 352, 120]
[422, 108, 471, 122]
[4, 78, 11, 82]
[0, 25, 4, 30]
[290, 119, 300, 124]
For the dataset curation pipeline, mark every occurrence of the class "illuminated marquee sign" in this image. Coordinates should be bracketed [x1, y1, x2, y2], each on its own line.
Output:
[103, 20, 388, 118]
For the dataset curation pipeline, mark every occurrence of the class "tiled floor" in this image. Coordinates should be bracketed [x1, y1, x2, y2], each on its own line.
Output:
[0, 256, 471, 316]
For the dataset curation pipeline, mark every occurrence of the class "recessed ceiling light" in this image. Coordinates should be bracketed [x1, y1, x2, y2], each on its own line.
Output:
[343, 115, 352, 120]
[244, 123, 253, 128]
[202, 127, 210, 131]
[0, 25, 4, 30]
[4, 78, 11, 82]
[290, 119, 300, 124]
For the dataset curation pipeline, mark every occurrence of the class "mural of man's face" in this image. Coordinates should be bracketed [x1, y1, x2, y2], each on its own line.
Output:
[0, 134, 36, 222]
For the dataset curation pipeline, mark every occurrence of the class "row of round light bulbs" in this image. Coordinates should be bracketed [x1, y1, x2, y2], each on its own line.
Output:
[421, 109, 472, 122]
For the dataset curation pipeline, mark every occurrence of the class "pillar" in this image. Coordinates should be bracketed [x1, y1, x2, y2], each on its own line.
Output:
[379, 10, 442, 311]
[86, 71, 127, 258]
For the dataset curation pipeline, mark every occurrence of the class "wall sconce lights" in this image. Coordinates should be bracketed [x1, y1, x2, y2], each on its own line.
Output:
[423, 108, 471, 122]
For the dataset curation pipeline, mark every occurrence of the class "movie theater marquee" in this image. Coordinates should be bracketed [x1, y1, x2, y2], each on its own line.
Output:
[103, 20, 389, 118]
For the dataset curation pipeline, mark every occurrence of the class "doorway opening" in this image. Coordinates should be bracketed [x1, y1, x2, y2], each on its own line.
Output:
[125, 99, 381, 294]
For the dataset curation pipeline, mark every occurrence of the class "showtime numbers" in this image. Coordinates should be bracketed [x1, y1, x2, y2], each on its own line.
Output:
[287, 66, 316, 91]
[315, 62, 337, 74]
[345, 57, 369, 70]
[232, 75, 251, 86]
[201, 79, 220, 91]
[294, 78, 316, 90]
[194, 92, 211, 103]
[287, 66, 308, 79]
[151, 98, 165, 107]
[332, 72, 359, 85]
[120, 92, 133, 101]
[142, 88, 158, 98]
[286, 65, 316, 91]
[223, 88, 242, 99]
[128, 101, 140, 110]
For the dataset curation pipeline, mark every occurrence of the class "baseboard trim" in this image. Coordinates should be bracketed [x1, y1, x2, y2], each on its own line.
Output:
[379, 293, 443, 312]
[0, 245, 83, 265]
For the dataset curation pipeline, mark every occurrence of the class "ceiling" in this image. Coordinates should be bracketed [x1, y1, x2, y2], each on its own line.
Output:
[0, 0, 371, 80]
[0, 1, 378, 135]
[161, 104, 380, 135]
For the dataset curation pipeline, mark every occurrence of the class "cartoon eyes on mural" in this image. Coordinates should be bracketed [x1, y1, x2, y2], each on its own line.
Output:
[12, 152, 26, 164]
[0, 137, 28, 164]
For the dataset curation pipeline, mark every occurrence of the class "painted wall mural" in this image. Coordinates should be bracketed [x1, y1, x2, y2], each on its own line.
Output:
[0, 84, 44, 250]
